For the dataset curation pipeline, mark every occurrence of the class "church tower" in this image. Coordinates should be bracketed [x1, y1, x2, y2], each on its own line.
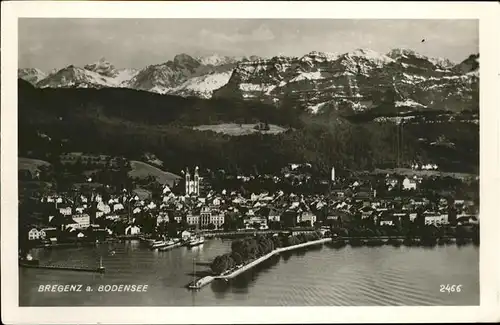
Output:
[194, 166, 200, 196]
[185, 168, 191, 195]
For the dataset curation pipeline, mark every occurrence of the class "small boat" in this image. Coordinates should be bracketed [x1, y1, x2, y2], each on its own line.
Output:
[158, 240, 178, 251]
[150, 240, 169, 249]
[188, 236, 205, 247]
[19, 258, 40, 266]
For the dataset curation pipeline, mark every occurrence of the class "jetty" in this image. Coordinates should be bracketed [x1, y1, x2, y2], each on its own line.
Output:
[19, 257, 106, 273]
[188, 237, 331, 289]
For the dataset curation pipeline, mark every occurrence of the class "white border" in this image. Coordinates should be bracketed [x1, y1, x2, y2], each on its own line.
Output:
[2, 1, 499, 324]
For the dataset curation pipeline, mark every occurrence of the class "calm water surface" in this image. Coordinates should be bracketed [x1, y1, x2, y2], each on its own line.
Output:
[20, 239, 479, 306]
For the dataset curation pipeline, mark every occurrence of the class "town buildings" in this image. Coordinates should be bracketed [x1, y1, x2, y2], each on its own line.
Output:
[22, 163, 479, 243]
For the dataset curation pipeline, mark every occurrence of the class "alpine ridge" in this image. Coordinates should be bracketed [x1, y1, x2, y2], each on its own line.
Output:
[213, 49, 478, 115]
[19, 49, 478, 113]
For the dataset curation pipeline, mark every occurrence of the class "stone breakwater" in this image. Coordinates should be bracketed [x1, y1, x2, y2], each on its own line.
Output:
[189, 238, 332, 289]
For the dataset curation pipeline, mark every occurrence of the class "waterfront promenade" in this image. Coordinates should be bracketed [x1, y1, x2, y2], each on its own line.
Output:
[191, 237, 332, 288]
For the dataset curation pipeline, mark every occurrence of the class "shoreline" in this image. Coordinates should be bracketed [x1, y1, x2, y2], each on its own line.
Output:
[189, 237, 332, 289]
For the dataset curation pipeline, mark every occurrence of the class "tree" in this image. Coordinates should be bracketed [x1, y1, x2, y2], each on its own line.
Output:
[230, 252, 244, 265]
[210, 255, 228, 274]
[286, 235, 300, 247]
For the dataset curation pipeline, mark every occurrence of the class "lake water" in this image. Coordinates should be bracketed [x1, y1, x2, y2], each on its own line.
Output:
[20, 239, 479, 306]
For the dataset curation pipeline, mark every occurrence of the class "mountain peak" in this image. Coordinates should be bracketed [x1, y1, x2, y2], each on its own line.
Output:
[18, 68, 47, 85]
[387, 48, 425, 60]
[304, 51, 339, 61]
[84, 58, 117, 77]
[173, 53, 197, 64]
[343, 49, 395, 66]
[197, 54, 230, 66]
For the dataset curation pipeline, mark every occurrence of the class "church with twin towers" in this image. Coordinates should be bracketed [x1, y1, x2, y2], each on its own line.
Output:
[184, 166, 200, 196]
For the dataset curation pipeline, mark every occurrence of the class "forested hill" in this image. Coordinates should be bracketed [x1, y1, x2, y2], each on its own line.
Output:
[18, 79, 479, 175]
[18, 79, 300, 127]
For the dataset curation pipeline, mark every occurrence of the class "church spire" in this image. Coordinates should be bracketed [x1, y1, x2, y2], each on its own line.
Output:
[185, 167, 191, 195]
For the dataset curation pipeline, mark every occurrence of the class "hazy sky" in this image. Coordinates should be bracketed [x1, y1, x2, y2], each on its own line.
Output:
[19, 19, 478, 70]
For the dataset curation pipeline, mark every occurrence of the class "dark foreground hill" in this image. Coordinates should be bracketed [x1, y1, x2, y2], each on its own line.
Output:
[18, 79, 479, 176]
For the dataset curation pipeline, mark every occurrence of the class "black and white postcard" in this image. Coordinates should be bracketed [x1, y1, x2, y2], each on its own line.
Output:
[1, 1, 499, 324]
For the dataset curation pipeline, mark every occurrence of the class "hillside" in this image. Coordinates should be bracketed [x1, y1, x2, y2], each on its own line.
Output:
[18, 79, 479, 175]
[18, 157, 51, 174]
[128, 161, 181, 187]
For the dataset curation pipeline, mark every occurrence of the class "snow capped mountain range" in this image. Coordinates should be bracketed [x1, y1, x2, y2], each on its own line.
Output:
[19, 49, 478, 113]
[214, 49, 479, 114]
[18, 68, 47, 85]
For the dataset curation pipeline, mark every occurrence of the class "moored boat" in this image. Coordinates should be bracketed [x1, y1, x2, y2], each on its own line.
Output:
[19, 258, 40, 266]
[188, 236, 205, 247]
[158, 239, 179, 251]
[150, 240, 170, 249]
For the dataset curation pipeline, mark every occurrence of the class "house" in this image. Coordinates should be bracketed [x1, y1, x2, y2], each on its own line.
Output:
[386, 177, 399, 190]
[59, 207, 72, 216]
[359, 206, 375, 219]
[156, 214, 169, 225]
[244, 216, 268, 230]
[181, 230, 192, 241]
[125, 225, 141, 235]
[379, 214, 395, 226]
[298, 211, 316, 227]
[268, 208, 282, 222]
[186, 214, 200, 226]
[173, 214, 183, 224]
[105, 214, 120, 221]
[456, 215, 479, 226]
[210, 211, 225, 229]
[41, 227, 57, 242]
[402, 177, 417, 190]
[28, 228, 42, 240]
[333, 189, 346, 199]
[410, 197, 427, 206]
[424, 212, 447, 225]
[97, 201, 111, 214]
[67, 214, 91, 230]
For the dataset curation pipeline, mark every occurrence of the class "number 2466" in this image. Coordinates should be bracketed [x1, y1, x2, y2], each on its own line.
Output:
[440, 284, 462, 293]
